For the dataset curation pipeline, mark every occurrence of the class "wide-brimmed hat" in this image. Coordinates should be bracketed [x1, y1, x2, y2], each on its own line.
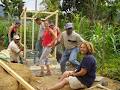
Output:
[13, 35, 20, 40]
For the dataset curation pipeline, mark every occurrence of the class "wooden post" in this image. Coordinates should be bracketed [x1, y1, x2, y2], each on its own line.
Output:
[24, 8, 27, 59]
[0, 60, 35, 90]
[20, 19, 23, 43]
[53, 11, 59, 59]
[45, 10, 58, 20]
[32, 19, 35, 50]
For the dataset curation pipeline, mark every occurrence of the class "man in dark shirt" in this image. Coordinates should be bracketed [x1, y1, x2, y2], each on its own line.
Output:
[76, 55, 96, 87]
[47, 41, 96, 90]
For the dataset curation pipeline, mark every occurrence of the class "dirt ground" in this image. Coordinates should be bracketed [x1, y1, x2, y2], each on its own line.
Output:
[0, 46, 120, 90]
[30, 64, 120, 90]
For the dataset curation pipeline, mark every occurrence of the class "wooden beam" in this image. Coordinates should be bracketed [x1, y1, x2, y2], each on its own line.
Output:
[24, 8, 27, 59]
[0, 60, 35, 90]
[32, 12, 39, 18]
[21, 17, 36, 20]
[20, 8, 27, 18]
[32, 19, 35, 50]
[20, 19, 23, 43]
[53, 12, 59, 59]
[45, 10, 58, 20]
[26, 10, 54, 14]
[20, 10, 25, 18]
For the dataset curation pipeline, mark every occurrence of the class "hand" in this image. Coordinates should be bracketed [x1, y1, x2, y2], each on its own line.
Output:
[47, 43, 53, 47]
[69, 72, 74, 76]
[20, 47, 24, 51]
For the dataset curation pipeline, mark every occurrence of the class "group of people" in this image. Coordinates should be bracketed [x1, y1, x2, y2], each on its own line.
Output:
[34, 18, 97, 90]
[7, 18, 97, 90]
[7, 21, 24, 63]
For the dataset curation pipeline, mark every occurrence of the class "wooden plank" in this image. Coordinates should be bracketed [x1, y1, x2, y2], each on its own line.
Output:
[24, 8, 27, 59]
[26, 10, 53, 14]
[32, 12, 39, 18]
[45, 10, 59, 19]
[0, 60, 35, 90]
[21, 17, 36, 20]
[20, 19, 23, 43]
[32, 19, 35, 50]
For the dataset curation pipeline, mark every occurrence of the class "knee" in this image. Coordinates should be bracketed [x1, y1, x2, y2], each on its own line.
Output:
[69, 59, 74, 63]
[62, 78, 69, 85]
[63, 71, 69, 75]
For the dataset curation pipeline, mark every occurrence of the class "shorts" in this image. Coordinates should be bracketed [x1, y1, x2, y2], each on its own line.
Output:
[66, 76, 86, 89]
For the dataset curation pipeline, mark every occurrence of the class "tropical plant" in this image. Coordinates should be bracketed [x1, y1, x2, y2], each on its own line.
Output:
[1, 0, 24, 18]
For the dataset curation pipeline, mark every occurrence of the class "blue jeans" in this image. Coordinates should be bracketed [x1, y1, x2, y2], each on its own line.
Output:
[35, 40, 43, 58]
[60, 47, 80, 73]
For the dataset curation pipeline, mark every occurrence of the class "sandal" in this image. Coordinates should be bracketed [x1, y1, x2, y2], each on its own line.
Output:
[36, 72, 44, 77]
[45, 71, 52, 76]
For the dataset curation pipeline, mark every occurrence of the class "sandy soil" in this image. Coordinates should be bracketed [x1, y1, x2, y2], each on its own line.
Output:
[0, 44, 120, 90]
[30, 65, 120, 90]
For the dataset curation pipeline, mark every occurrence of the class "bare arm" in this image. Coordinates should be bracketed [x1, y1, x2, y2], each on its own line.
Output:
[8, 26, 13, 42]
[72, 68, 87, 77]
[56, 27, 61, 42]
[48, 28, 57, 47]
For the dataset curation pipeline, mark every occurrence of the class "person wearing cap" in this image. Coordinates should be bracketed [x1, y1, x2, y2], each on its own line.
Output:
[35, 18, 45, 59]
[59, 23, 85, 73]
[7, 34, 24, 63]
[8, 20, 21, 43]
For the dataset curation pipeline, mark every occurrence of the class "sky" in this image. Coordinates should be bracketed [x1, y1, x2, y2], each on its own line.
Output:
[23, 0, 45, 11]
[0, 0, 45, 11]
[0, 0, 63, 11]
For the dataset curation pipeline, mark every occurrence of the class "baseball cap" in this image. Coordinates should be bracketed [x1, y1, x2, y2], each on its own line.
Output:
[64, 23, 73, 29]
[13, 35, 20, 40]
[15, 20, 21, 25]
[49, 22, 54, 26]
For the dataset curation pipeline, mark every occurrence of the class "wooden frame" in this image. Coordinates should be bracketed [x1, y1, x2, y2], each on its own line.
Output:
[20, 8, 59, 59]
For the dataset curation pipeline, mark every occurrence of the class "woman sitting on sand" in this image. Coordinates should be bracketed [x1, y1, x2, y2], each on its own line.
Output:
[47, 41, 96, 90]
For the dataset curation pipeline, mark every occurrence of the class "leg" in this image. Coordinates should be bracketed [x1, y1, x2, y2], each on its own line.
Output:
[38, 47, 49, 76]
[40, 65, 44, 76]
[69, 48, 80, 68]
[48, 78, 69, 90]
[46, 65, 51, 74]
[42, 47, 52, 74]
[35, 40, 43, 64]
[60, 50, 70, 73]
[59, 71, 74, 81]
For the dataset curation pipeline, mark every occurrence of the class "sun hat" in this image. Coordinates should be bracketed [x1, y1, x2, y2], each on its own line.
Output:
[13, 34, 20, 40]
[64, 23, 74, 30]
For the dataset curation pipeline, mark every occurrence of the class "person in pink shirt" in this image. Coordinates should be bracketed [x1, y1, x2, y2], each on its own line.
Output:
[37, 20, 57, 76]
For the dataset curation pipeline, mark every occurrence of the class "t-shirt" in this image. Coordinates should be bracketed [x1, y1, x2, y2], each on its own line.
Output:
[61, 31, 84, 49]
[42, 27, 53, 47]
[7, 41, 20, 62]
[7, 41, 23, 62]
[37, 23, 45, 40]
[76, 54, 96, 87]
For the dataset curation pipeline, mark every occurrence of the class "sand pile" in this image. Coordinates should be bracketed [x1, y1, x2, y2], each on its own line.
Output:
[0, 62, 33, 90]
